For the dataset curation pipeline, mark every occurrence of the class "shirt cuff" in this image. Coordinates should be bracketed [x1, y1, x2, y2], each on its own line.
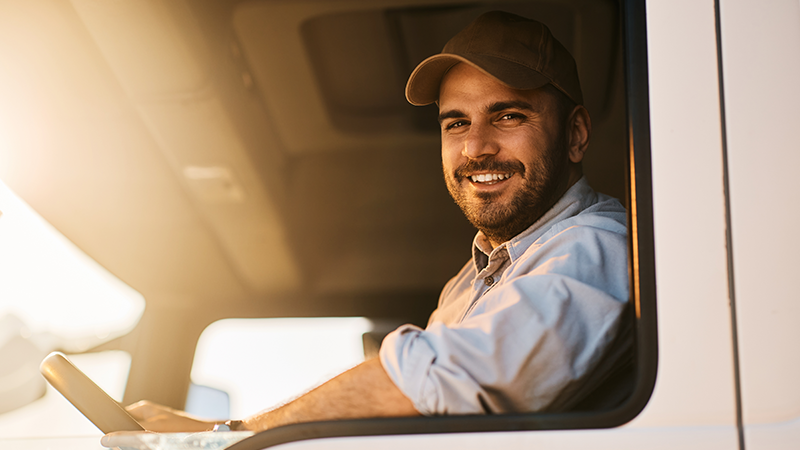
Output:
[378, 324, 438, 415]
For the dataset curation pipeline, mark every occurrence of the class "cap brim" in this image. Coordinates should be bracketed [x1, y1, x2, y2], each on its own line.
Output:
[405, 53, 552, 106]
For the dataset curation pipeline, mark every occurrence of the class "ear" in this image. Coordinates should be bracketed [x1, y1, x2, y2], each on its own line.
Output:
[566, 105, 591, 163]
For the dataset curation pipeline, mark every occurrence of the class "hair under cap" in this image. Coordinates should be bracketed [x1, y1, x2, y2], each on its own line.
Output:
[405, 11, 583, 106]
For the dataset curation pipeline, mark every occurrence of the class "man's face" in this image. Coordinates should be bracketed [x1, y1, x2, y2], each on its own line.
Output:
[438, 63, 573, 247]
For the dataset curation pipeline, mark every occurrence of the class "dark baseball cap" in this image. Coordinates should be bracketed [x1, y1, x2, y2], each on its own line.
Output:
[405, 11, 583, 106]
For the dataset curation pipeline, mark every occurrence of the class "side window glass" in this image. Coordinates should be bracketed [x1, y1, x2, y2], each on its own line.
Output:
[0, 181, 144, 433]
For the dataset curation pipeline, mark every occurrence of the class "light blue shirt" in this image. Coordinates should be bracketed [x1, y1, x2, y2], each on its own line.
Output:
[379, 177, 629, 415]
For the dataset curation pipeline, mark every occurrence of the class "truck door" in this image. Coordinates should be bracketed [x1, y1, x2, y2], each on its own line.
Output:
[718, 0, 800, 448]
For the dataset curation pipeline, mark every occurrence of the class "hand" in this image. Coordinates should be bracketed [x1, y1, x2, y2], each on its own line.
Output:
[125, 400, 216, 432]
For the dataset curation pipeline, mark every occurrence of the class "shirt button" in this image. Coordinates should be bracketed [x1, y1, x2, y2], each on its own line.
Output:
[484, 276, 494, 286]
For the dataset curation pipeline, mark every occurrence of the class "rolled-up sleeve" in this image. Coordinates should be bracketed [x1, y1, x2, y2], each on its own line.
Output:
[379, 222, 628, 416]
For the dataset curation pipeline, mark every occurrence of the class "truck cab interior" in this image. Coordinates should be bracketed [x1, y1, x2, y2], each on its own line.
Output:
[0, 0, 658, 446]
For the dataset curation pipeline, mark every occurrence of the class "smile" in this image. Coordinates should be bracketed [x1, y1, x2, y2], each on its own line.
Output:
[469, 173, 513, 184]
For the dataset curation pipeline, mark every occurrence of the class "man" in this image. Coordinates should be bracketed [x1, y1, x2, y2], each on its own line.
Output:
[122, 10, 628, 433]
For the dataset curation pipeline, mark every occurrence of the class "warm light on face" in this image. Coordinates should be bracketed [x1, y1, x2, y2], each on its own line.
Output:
[438, 64, 571, 246]
[0, 180, 145, 352]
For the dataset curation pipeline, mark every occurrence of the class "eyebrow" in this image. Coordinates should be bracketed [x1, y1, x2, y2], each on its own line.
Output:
[487, 100, 536, 114]
[437, 100, 538, 124]
[437, 109, 466, 124]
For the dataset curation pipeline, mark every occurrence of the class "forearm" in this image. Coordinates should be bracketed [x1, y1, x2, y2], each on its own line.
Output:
[241, 358, 420, 431]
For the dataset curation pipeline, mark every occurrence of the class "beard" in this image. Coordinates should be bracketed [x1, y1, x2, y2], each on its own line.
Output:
[444, 131, 569, 245]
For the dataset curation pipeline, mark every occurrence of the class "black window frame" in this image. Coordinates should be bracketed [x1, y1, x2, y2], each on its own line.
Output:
[227, 0, 656, 447]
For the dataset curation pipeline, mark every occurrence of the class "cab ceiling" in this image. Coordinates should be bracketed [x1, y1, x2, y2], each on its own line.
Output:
[0, 0, 623, 317]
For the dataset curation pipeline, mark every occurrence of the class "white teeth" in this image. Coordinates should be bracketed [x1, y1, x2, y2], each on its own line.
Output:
[470, 173, 511, 183]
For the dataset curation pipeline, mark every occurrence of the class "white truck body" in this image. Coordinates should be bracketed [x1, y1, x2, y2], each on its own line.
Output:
[0, 0, 797, 449]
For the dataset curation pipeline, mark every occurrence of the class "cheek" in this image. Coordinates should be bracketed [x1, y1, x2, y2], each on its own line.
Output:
[501, 137, 542, 163]
[503, 129, 556, 163]
[440, 141, 463, 170]
[441, 155, 456, 177]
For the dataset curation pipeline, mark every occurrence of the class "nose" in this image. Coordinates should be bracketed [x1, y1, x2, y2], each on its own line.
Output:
[463, 122, 499, 159]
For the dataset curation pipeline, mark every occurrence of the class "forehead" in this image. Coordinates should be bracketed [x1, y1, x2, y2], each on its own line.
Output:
[438, 63, 549, 112]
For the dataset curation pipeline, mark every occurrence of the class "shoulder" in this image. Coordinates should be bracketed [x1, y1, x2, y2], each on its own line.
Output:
[503, 195, 629, 301]
[557, 193, 627, 236]
[525, 192, 626, 255]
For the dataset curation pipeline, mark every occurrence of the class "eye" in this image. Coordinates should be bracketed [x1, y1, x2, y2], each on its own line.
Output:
[495, 112, 527, 127]
[499, 113, 523, 121]
[444, 120, 468, 131]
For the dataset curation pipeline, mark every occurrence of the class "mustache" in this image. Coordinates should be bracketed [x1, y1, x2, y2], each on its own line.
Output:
[453, 158, 525, 180]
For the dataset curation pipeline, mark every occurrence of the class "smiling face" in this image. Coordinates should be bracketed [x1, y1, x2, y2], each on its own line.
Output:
[438, 63, 588, 248]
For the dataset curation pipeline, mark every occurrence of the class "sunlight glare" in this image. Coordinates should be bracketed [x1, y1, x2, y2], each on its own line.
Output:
[0, 180, 145, 352]
[191, 317, 373, 418]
